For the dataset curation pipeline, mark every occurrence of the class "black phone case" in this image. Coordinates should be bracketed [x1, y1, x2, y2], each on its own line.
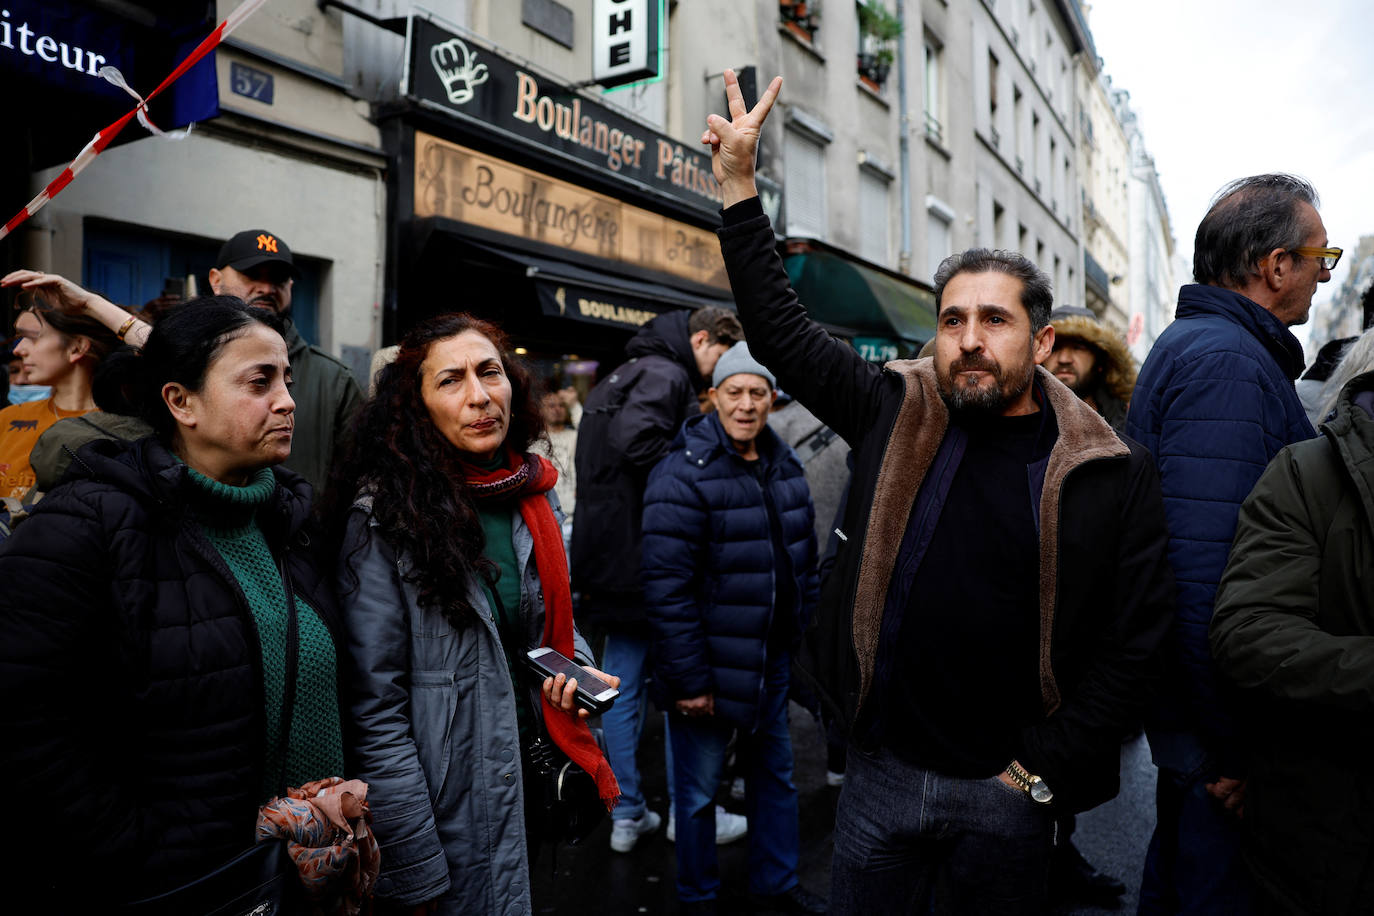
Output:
[525, 651, 619, 715]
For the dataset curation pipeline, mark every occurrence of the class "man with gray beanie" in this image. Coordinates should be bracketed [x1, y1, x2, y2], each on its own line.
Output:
[641, 342, 826, 915]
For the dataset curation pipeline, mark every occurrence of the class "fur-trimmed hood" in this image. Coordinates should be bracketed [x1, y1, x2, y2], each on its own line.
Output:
[1050, 311, 1137, 404]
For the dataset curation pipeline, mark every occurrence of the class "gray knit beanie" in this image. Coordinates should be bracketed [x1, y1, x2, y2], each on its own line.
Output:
[711, 342, 776, 389]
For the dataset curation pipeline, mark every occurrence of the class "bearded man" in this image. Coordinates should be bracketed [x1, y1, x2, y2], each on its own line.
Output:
[700, 69, 1175, 914]
[1042, 306, 1137, 431]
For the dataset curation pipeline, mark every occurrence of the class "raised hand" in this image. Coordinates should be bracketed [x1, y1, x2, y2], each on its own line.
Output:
[1, 269, 100, 316]
[701, 69, 782, 207]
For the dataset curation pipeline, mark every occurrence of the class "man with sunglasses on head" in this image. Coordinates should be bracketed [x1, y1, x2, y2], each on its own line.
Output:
[1127, 174, 1332, 915]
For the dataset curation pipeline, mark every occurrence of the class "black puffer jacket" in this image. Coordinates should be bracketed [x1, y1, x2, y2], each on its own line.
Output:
[0, 436, 341, 911]
[571, 310, 707, 626]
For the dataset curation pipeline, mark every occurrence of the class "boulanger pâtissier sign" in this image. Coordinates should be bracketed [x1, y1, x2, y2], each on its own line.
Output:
[405, 15, 723, 219]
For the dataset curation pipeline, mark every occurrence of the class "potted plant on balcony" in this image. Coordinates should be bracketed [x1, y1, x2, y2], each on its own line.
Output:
[857, 1, 902, 89]
[780, 0, 820, 41]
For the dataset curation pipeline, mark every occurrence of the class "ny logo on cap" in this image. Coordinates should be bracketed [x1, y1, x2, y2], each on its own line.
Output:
[256, 234, 279, 253]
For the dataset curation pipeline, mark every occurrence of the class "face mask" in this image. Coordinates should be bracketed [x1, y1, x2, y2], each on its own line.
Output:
[9, 384, 51, 405]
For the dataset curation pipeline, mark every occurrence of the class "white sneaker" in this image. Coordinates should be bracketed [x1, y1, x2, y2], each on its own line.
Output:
[826, 769, 846, 787]
[609, 810, 662, 853]
[666, 806, 749, 845]
[730, 776, 747, 801]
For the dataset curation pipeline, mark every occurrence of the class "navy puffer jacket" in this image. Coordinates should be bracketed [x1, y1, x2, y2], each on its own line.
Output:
[642, 412, 819, 730]
[1126, 283, 1316, 770]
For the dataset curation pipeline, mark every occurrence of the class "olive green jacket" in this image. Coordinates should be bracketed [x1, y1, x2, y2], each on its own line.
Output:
[281, 322, 364, 497]
[1211, 369, 1374, 915]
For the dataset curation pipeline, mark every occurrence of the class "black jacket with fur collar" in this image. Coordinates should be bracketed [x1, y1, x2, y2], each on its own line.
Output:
[717, 198, 1174, 813]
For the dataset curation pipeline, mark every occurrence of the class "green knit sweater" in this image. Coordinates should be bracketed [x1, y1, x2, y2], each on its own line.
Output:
[186, 467, 345, 799]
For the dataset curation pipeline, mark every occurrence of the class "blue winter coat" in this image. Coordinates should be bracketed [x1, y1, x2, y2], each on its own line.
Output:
[1126, 283, 1316, 773]
[642, 412, 820, 730]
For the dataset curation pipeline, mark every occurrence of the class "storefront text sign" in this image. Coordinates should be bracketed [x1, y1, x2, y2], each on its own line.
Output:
[406, 15, 721, 218]
[414, 131, 729, 292]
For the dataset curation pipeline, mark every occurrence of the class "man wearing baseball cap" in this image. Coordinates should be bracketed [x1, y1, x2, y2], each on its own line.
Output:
[0, 229, 362, 498]
[208, 229, 362, 495]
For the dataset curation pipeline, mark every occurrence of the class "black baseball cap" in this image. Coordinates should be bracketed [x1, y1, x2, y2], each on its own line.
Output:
[215, 229, 297, 275]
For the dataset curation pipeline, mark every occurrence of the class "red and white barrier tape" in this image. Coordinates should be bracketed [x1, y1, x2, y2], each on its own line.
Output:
[0, 0, 270, 241]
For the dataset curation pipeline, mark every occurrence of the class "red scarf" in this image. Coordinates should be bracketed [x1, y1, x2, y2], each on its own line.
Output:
[461, 449, 620, 810]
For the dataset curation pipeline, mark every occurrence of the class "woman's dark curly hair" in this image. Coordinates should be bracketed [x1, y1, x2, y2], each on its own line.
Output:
[326, 313, 545, 623]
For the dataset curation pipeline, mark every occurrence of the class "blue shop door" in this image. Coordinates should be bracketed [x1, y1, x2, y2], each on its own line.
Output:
[83, 221, 321, 345]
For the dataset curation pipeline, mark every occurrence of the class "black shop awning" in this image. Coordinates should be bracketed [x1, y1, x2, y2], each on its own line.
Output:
[782, 238, 937, 356]
[456, 238, 734, 333]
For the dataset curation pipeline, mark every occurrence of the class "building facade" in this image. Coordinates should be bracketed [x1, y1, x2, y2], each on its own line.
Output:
[1075, 55, 1130, 329]
[6, 0, 1181, 380]
[12, 0, 388, 382]
[1310, 234, 1374, 347]
[1113, 87, 1177, 364]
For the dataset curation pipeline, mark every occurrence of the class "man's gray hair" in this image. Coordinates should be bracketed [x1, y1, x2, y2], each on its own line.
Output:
[1193, 174, 1319, 290]
[933, 248, 1054, 332]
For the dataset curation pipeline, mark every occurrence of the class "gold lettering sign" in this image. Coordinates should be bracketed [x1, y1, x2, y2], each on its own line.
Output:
[414, 131, 729, 291]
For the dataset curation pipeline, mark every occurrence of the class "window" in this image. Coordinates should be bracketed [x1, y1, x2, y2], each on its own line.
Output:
[857, 1, 901, 89]
[785, 128, 828, 238]
[859, 169, 891, 265]
[779, 0, 818, 41]
[923, 36, 944, 144]
[993, 200, 1006, 248]
[1018, 223, 1029, 255]
[1031, 112, 1041, 190]
[988, 50, 1000, 126]
[1012, 85, 1024, 172]
[1049, 137, 1057, 205]
[927, 208, 953, 282]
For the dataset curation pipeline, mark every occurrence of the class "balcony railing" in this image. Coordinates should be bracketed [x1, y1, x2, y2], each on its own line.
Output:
[925, 111, 944, 145]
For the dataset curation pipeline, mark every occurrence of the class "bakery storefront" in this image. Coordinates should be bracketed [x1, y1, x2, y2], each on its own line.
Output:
[382, 14, 736, 392]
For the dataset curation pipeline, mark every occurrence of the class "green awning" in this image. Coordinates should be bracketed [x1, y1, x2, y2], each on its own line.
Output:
[783, 242, 937, 354]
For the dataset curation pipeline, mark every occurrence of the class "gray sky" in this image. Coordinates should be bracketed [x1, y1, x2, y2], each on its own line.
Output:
[1085, 0, 1374, 339]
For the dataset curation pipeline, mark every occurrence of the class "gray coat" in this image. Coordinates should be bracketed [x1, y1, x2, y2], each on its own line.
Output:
[340, 495, 591, 915]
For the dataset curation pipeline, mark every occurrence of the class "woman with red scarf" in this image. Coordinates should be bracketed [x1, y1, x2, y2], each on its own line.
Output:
[329, 313, 618, 914]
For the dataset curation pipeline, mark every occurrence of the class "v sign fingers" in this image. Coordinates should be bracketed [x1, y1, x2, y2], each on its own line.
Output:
[705, 70, 782, 207]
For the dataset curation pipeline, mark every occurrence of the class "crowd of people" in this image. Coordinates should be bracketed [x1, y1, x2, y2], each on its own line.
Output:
[2, 69, 1372, 916]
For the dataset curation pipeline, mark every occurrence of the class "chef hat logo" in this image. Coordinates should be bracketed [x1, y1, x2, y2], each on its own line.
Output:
[431, 38, 489, 106]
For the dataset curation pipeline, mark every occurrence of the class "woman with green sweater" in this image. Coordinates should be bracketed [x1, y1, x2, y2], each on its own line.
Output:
[0, 297, 347, 911]
[329, 313, 619, 915]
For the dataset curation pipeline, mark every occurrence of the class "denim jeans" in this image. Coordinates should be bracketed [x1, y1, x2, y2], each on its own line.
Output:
[601, 631, 669, 821]
[667, 651, 800, 903]
[1138, 767, 1254, 916]
[830, 745, 1055, 915]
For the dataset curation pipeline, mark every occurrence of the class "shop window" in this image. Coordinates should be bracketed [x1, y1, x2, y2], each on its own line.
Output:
[785, 128, 828, 239]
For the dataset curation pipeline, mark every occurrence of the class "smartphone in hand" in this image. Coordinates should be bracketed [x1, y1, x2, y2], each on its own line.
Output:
[526, 647, 619, 715]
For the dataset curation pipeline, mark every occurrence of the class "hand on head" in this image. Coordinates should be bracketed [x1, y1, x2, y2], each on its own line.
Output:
[701, 69, 783, 207]
[1, 270, 98, 316]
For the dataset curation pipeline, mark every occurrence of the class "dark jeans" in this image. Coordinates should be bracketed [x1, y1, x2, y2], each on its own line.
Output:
[831, 745, 1055, 915]
[1138, 767, 1254, 916]
[666, 651, 800, 903]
